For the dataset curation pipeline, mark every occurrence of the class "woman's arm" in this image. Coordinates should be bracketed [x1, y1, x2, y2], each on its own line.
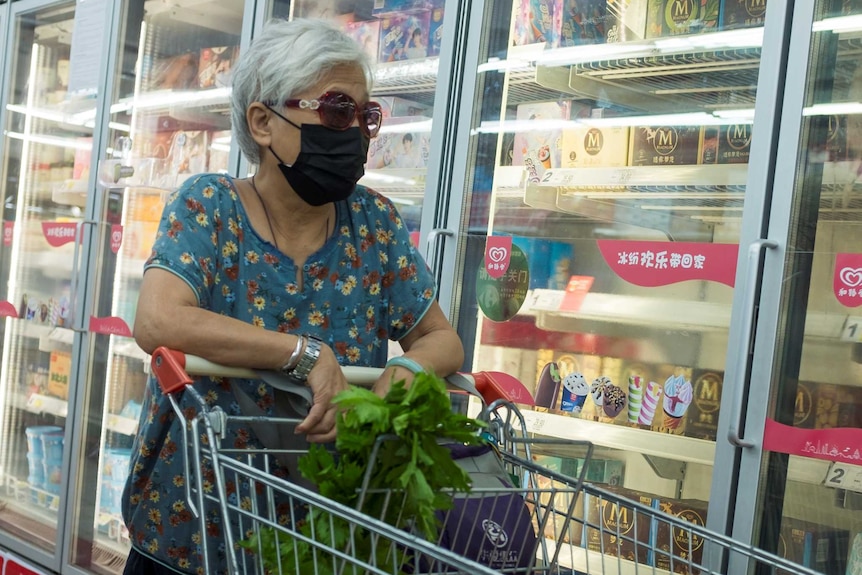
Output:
[373, 300, 464, 395]
[135, 267, 348, 442]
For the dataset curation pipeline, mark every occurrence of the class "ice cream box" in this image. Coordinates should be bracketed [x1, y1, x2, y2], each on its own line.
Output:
[127, 193, 165, 224]
[379, 11, 432, 62]
[147, 53, 199, 91]
[683, 370, 722, 441]
[198, 46, 239, 89]
[813, 383, 862, 429]
[427, 1, 445, 56]
[714, 124, 753, 164]
[653, 497, 708, 574]
[532, 453, 581, 477]
[720, 0, 767, 30]
[651, 366, 694, 435]
[561, 126, 629, 168]
[583, 486, 656, 566]
[371, 0, 436, 16]
[606, 0, 651, 41]
[295, 0, 356, 19]
[559, 0, 611, 46]
[47, 351, 71, 400]
[529, 471, 585, 543]
[792, 380, 816, 429]
[366, 117, 431, 169]
[345, 19, 381, 62]
[645, 0, 719, 38]
[777, 516, 816, 569]
[512, 101, 571, 183]
[629, 126, 703, 166]
[580, 458, 624, 485]
[376, 96, 432, 119]
[513, 0, 564, 47]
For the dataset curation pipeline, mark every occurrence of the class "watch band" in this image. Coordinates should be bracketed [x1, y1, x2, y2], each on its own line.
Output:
[287, 335, 323, 383]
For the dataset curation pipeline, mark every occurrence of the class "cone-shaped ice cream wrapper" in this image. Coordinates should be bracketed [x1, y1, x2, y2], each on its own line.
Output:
[638, 380, 662, 426]
[662, 375, 693, 430]
[627, 375, 644, 423]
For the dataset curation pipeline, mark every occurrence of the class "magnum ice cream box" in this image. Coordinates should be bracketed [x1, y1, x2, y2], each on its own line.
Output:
[653, 497, 708, 574]
[629, 126, 703, 166]
[683, 370, 723, 441]
[645, 0, 719, 38]
[721, 0, 767, 30]
[701, 124, 752, 164]
[583, 486, 657, 566]
[560, 126, 629, 168]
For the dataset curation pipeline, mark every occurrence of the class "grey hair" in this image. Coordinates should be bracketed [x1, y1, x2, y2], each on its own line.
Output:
[230, 18, 375, 165]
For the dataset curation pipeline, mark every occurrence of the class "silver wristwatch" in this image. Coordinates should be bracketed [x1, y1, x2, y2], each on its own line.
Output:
[285, 335, 322, 383]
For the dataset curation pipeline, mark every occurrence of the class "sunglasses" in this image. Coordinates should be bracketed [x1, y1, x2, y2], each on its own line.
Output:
[266, 91, 383, 138]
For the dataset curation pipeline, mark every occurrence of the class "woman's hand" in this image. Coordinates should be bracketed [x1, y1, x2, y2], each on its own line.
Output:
[294, 344, 350, 443]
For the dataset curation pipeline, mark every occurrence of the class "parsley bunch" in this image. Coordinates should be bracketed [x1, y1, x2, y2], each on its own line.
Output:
[240, 371, 486, 574]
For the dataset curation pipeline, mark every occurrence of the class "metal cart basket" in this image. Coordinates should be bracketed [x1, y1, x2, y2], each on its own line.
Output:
[149, 347, 826, 575]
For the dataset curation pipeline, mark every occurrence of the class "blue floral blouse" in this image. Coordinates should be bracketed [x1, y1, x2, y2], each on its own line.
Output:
[122, 174, 436, 574]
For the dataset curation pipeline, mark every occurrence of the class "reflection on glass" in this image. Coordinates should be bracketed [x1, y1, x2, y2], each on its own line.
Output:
[270, 0, 445, 235]
[458, 1, 769, 569]
[761, 2, 862, 574]
[0, 0, 83, 553]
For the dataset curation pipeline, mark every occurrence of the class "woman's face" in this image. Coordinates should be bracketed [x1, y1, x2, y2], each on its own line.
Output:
[269, 63, 369, 166]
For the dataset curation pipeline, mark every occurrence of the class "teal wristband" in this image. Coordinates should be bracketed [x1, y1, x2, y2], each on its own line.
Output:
[386, 356, 424, 375]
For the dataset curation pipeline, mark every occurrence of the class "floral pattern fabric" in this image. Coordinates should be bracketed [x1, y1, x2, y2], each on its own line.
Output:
[122, 174, 436, 574]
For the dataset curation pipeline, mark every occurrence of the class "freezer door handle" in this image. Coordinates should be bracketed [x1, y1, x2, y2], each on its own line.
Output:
[425, 228, 454, 265]
[727, 238, 779, 448]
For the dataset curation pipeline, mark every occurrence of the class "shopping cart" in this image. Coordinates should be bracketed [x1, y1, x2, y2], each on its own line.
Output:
[149, 347, 826, 575]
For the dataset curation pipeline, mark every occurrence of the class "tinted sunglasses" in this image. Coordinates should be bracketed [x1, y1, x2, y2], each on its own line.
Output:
[266, 91, 383, 138]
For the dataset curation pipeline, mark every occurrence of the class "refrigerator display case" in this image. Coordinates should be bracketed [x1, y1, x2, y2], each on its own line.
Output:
[442, 0, 860, 573]
[0, 0, 96, 570]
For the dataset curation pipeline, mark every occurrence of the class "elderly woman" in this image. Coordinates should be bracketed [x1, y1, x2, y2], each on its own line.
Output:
[122, 18, 463, 574]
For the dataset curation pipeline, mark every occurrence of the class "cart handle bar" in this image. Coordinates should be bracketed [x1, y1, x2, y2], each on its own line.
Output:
[150, 346, 535, 406]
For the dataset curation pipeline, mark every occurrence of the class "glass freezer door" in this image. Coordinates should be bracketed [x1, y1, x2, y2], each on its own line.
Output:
[0, 0, 93, 563]
[66, 0, 246, 572]
[450, 0, 780, 571]
[731, 2, 862, 574]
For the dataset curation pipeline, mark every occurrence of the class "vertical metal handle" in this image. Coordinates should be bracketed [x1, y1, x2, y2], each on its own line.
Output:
[69, 220, 98, 331]
[727, 238, 779, 448]
[424, 228, 454, 264]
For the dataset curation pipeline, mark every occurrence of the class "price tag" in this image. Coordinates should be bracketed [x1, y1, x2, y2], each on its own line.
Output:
[824, 462, 862, 493]
[840, 316, 862, 342]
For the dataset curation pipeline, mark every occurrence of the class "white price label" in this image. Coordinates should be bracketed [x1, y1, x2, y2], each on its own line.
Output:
[824, 462, 862, 493]
[840, 316, 862, 342]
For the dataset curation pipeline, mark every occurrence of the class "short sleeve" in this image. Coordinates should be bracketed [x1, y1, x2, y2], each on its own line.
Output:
[144, 174, 233, 309]
[369, 191, 437, 341]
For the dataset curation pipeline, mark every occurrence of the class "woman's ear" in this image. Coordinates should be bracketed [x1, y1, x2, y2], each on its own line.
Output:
[247, 102, 272, 147]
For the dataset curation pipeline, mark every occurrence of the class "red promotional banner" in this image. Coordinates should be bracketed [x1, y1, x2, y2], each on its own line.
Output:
[110, 224, 123, 254]
[833, 253, 862, 308]
[484, 235, 513, 279]
[41, 222, 79, 247]
[597, 240, 738, 287]
[3, 221, 13, 247]
[763, 418, 862, 465]
[89, 316, 132, 337]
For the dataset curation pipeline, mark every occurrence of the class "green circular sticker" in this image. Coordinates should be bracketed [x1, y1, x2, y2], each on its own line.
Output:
[476, 243, 530, 322]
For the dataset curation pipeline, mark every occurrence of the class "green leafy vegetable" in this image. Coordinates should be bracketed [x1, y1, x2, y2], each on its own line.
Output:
[240, 372, 486, 574]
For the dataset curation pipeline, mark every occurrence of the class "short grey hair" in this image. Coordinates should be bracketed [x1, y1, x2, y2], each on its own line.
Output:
[230, 18, 375, 165]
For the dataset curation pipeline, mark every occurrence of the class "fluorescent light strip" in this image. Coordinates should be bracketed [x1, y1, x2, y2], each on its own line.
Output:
[813, 15, 862, 33]
[7, 132, 93, 150]
[379, 119, 433, 134]
[803, 102, 862, 116]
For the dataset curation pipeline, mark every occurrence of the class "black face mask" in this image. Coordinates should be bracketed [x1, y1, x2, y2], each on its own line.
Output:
[268, 122, 369, 207]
